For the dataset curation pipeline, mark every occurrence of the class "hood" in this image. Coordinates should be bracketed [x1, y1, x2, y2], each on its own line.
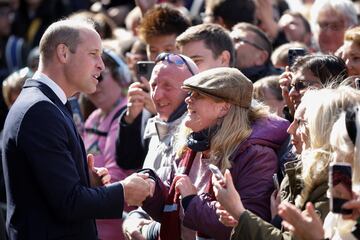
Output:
[236, 115, 290, 154]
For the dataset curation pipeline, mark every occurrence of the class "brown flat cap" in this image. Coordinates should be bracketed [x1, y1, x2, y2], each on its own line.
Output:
[182, 67, 253, 108]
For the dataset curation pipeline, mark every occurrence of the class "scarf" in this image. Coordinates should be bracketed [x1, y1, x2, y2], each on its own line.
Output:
[160, 126, 217, 239]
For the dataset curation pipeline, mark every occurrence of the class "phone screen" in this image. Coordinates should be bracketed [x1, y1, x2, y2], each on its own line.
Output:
[209, 164, 225, 181]
[330, 163, 352, 214]
[136, 61, 155, 81]
[288, 48, 306, 67]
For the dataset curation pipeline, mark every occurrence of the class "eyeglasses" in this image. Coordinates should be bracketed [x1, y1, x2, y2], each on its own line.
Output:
[288, 81, 313, 92]
[317, 21, 345, 32]
[155, 52, 195, 76]
[232, 37, 266, 51]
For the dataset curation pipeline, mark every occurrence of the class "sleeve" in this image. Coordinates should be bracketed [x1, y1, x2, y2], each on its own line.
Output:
[18, 102, 124, 222]
[115, 110, 149, 170]
[182, 145, 278, 239]
[103, 115, 133, 182]
[230, 211, 293, 240]
[141, 169, 169, 222]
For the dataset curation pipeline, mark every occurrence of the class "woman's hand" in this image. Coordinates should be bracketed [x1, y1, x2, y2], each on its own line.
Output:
[215, 202, 239, 227]
[212, 169, 245, 220]
[174, 174, 197, 198]
[342, 192, 360, 221]
[279, 66, 295, 117]
[278, 202, 324, 240]
[270, 189, 281, 219]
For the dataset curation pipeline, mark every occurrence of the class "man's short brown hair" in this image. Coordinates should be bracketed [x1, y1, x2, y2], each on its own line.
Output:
[138, 4, 191, 43]
[176, 23, 235, 67]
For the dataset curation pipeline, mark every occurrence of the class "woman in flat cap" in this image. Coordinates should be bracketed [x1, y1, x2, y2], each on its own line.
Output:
[141, 67, 289, 240]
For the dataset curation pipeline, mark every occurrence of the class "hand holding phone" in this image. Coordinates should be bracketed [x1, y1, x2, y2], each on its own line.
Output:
[330, 162, 353, 214]
[209, 164, 225, 181]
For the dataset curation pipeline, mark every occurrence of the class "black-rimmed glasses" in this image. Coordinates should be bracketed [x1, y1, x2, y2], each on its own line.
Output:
[155, 52, 195, 76]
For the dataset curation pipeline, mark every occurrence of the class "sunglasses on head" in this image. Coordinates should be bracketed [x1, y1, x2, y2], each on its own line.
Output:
[155, 52, 195, 76]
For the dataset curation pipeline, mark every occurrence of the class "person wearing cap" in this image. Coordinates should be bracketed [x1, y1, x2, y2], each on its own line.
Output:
[141, 67, 289, 239]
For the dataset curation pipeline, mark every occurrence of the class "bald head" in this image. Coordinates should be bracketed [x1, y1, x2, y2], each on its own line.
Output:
[150, 53, 199, 121]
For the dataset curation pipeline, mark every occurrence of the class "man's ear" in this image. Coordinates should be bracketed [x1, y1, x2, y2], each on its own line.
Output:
[255, 50, 269, 66]
[56, 43, 68, 64]
[219, 50, 231, 67]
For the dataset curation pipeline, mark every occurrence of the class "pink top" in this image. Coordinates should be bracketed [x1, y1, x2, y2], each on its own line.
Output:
[84, 98, 134, 240]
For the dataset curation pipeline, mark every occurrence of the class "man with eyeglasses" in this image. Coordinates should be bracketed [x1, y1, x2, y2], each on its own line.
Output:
[231, 23, 281, 82]
[310, 0, 357, 54]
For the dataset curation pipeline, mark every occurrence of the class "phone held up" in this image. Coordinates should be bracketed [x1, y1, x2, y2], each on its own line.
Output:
[209, 164, 225, 182]
[136, 61, 155, 82]
[273, 173, 280, 191]
[288, 48, 306, 67]
[329, 162, 352, 214]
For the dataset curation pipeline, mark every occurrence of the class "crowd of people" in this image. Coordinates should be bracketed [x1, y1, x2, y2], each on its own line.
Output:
[1, 0, 360, 239]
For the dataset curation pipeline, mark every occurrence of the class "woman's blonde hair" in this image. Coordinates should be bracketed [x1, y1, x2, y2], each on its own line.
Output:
[296, 86, 360, 207]
[175, 99, 269, 172]
[330, 107, 360, 187]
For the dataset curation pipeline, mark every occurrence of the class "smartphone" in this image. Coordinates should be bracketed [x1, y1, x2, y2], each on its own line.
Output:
[209, 164, 225, 181]
[273, 173, 280, 191]
[288, 48, 306, 67]
[329, 162, 353, 214]
[136, 61, 155, 81]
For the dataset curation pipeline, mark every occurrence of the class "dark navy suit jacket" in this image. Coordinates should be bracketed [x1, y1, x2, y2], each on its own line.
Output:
[2, 79, 124, 239]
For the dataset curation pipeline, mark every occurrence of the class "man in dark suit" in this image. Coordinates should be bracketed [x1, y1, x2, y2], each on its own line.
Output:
[2, 19, 152, 239]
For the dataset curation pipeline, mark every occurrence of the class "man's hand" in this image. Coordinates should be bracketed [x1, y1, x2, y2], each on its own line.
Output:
[123, 217, 153, 240]
[121, 173, 152, 206]
[87, 154, 111, 187]
[124, 79, 156, 124]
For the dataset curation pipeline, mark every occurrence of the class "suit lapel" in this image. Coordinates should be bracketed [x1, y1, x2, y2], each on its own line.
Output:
[23, 79, 90, 186]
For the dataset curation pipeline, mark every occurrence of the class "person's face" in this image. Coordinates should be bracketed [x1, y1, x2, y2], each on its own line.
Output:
[279, 14, 309, 44]
[65, 29, 104, 96]
[179, 40, 225, 72]
[149, 63, 191, 121]
[262, 88, 285, 118]
[184, 91, 229, 132]
[342, 40, 360, 76]
[0, 6, 13, 37]
[287, 103, 306, 154]
[289, 68, 321, 110]
[87, 68, 121, 111]
[146, 34, 178, 61]
[316, 9, 346, 54]
[231, 29, 265, 69]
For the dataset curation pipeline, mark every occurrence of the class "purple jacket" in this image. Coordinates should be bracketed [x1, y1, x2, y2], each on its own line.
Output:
[143, 116, 289, 240]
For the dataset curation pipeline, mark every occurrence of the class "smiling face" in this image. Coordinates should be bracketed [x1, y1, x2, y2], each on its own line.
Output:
[342, 40, 360, 76]
[87, 68, 122, 112]
[149, 62, 192, 121]
[184, 91, 229, 132]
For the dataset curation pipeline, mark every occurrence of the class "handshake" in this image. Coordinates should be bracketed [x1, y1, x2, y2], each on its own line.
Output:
[121, 173, 155, 206]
